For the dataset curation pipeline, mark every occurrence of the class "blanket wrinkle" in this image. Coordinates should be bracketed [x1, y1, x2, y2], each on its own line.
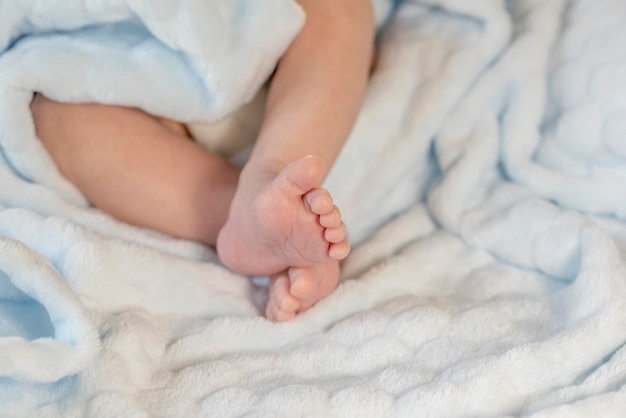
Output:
[326, 0, 512, 244]
[0, 238, 99, 383]
[0, 0, 304, 209]
[2, 0, 626, 416]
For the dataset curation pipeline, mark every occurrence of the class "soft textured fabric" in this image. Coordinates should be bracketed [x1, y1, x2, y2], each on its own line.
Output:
[2, 0, 626, 416]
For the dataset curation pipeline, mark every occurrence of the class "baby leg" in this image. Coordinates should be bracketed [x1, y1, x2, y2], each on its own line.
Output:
[218, 0, 374, 318]
[31, 94, 239, 245]
[32, 94, 349, 322]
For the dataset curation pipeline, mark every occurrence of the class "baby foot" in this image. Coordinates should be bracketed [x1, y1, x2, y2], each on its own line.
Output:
[217, 156, 350, 275]
[266, 258, 341, 321]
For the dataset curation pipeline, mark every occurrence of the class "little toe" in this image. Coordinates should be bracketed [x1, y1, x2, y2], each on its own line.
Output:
[266, 299, 279, 320]
[304, 188, 334, 215]
[266, 296, 283, 321]
[325, 224, 347, 243]
[329, 240, 350, 260]
[319, 207, 342, 228]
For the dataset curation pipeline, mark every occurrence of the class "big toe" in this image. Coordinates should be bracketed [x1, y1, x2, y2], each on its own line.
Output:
[289, 267, 320, 300]
[290, 260, 341, 311]
[276, 155, 326, 196]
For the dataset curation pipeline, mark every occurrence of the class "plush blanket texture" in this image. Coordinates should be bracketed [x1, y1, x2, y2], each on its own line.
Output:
[2, 0, 626, 416]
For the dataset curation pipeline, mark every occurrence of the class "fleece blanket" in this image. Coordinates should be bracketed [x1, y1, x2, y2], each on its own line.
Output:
[2, 0, 626, 416]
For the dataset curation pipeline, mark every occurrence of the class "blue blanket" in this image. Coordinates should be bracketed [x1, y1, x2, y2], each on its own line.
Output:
[2, 0, 626, 416]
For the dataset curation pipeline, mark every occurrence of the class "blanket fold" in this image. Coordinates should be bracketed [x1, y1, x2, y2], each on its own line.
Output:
[0, 237, 99, 383]
[2, 0, 626, 416]
[0, 0, 303, 209]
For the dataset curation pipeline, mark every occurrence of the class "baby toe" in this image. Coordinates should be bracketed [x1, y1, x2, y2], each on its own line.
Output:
[305, 188, 334, 215]
[325, 223, 347, 243]
[266, 299, 279, 320]
[319, 207, 342, 228]
[329, 240, 350, 260]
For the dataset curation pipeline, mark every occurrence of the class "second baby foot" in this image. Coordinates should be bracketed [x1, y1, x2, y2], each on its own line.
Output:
[266, 258, 341, 322]
[217, 155, 350, 276]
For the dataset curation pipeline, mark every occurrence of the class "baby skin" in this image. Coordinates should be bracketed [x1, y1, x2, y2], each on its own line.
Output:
[219, 156, 350, 321]
[31, 0, 375, 321]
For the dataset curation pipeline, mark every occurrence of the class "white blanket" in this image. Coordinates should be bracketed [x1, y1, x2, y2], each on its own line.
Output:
[2, 0, 626, 416]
